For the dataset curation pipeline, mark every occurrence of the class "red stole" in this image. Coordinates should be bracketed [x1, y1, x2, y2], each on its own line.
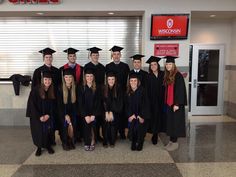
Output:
[63, 63, 82, 83]
[166, 83, 174, 107]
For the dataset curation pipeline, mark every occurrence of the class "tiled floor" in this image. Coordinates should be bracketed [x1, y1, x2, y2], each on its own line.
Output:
[1, 116, 236, 177]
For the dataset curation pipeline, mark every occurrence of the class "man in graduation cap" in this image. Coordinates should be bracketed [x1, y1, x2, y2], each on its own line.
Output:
[84, 47, 106, 142]
[32, 47, 61, 90]
[105, 45, 130, 139]
[31, 47, 61, 145]
[129, 54, 148, 89]
[60, 47, 83, 86]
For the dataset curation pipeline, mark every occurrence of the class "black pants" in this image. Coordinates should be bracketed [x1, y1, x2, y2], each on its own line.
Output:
[96, 115, 103, 138]
[83, 119, 96, 146]
[128, 119, 146, 144]
[103, 120, 117, 145]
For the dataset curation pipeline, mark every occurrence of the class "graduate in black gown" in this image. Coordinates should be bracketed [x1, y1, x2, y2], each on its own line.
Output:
[163, 56, 187, 151]
[60, 47, 84, 142]
[146, 56, 165, 145]
[84, 47, 106, 142]
[102, 71, 123, 148]
[129, 54, 148, 89]
[77, 68, 102, 151]
[60, 47, 83, 86]
[126, 73, 150, 151]
[105, 46, 130, 139]
[26, 71, 56, 156]
[31, 47, 61, 145]
[57, 68, 78, 151]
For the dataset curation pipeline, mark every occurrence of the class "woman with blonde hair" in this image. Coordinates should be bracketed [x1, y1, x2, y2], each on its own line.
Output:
[78, 68, 102, 151]
[57, 68, 78, 151]
[163, 56, 187, 151]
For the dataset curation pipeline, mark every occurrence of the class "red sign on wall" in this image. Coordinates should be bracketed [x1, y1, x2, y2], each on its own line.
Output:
[151, 14, 189, 40]
[154, 44, 179, 57]
[9, 0, 60, 4]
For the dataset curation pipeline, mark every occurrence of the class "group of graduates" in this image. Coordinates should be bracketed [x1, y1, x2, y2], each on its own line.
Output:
[26, 45, 187, 157]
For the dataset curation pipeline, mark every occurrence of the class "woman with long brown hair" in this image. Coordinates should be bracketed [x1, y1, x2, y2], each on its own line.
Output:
[78, 68, 102, 151]
[102, 71, 123, 148]
[126, 73, 150, 151]
[26, 71, 56, 156]
[163, 56, 187, 151]
[57, 68, 78, 151]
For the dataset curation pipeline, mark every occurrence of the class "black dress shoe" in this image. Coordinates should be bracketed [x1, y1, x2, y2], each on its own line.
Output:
[47, 147, 55, 154]
[103, 142, 108, 148]
[137, 142, 143, 151]
[131, 141, 136, 151]
[35, 148, 41, 156]
[151, 134, 158, 145]
[62, 143, 70, 151]
[70, 142, 76, 150]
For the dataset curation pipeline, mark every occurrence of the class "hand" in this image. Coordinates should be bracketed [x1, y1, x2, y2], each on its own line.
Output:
[65, 115, 71, 124]
[85, 116, 91, 124]
[128, 114, 136, 122]
[138, 116, 144, 124]
[90, 115, 95, 122]
[43, 115, 50, 122]
[40, 116, 45, 122]
[173, 105, 179, 112]
[105, 112, 109, 122]
[109, 112, 114, 122]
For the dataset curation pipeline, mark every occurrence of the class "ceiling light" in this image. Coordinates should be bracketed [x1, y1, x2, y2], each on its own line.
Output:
[36, 12, 44, 15]
[108, 12, 114, 15]
[210, 14, 216, 18]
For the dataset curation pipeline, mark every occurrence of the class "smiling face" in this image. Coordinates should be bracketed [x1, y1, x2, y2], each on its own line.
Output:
[43, 54, 53, 66]
[133, 60, 142, 70]
[129, 78, 138, 91]
[68, 54, 76, 64]
[112, 51, 121, 63]
[64, 75, 73, 85]
[91, 53, 99, 63]
[43, 77, 52, 88]
[107, 76, 116, 87]
[85, 73, 94, 85]
[165, 62, 174, 71]
[150, 62, 158, 72]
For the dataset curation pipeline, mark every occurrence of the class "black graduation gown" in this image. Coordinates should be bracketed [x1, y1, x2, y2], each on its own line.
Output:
[103, 86, 123, 144]
[129, 69, 148, 89]
[31, 64, 61, 90]
[26, 86, 56, 148]
[59, 64, 84, 86]
[84, 62, 105, 87]
[77, 85, 102, 145]
[165, 72, 187, 137]
[147, 71, 165, 134]
[126, 86, 150, 143]
[106, 61, 130, 132]
[57, 87, 78, 144]
[105, 62, 130, 92]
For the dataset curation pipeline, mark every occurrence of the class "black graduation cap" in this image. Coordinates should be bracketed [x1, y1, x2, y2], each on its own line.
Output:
[84, 67, 95, 75]
[63, 68, 74, 76]
[130, 54, 145, 61]
[129, 72, 139, 80]
[146, 56, 162, 64]
[106, 70, 117, 78]
[63, 47, 79, 55]
[38, 47, 56, 55]
[10, 74, 31, 96]
[42, 70, 52, 78]
[109, 45, 123, 52]
[163, 56, 178, 63]
[87, 47, 102, 54]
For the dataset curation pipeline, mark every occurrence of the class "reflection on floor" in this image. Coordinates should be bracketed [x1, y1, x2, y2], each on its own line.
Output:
[1, 116, 236, 177]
